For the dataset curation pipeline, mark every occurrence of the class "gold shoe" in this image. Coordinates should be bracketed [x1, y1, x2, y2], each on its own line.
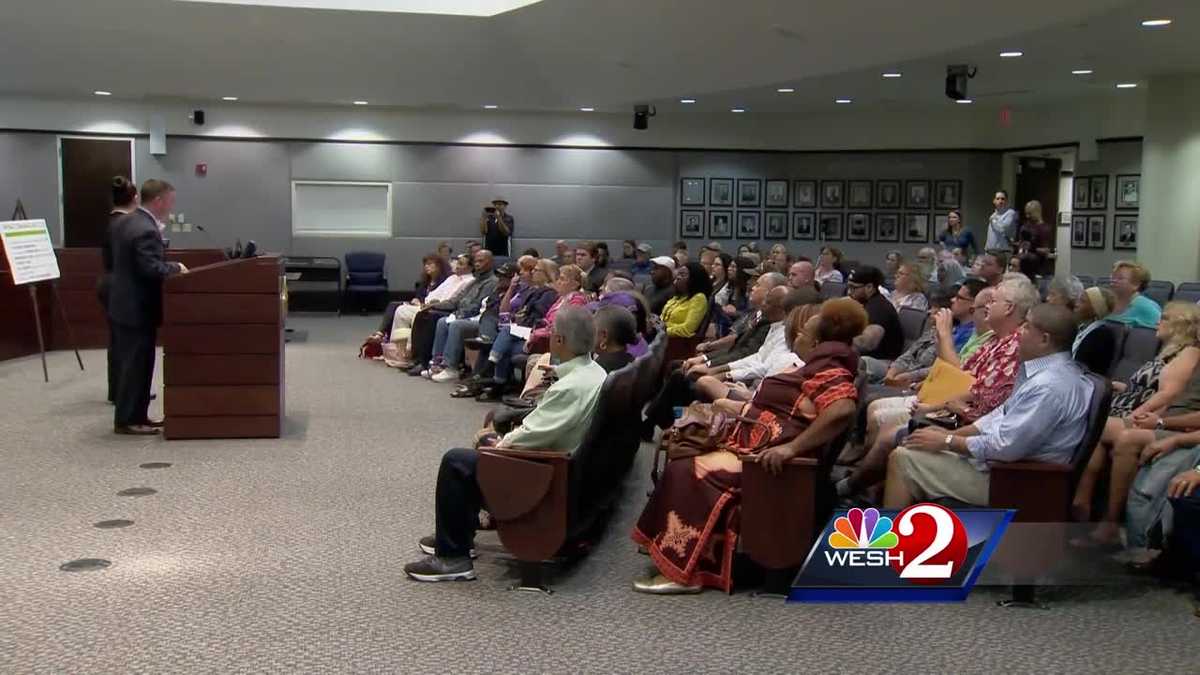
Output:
[632, 574, 702, 595]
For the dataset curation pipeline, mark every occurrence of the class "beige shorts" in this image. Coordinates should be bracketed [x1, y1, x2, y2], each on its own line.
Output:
[871, 395, 918, 429]
[892, 446, 990, 506]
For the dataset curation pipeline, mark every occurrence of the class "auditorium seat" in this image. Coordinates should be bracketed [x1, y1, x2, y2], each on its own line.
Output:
[1106, 322, 1160, 382]
[819, 281, 846, 300]
[476, 354, 648, 591]
[1075, 275, 1095, 287]
[1175, 282, 1200, 304]
[633, 330, 668, 408]
[1144, 280, 1175, 307]
[664, 305, 712, 363]
[897, 307, 928, 350]
[342, 251, 388, 314]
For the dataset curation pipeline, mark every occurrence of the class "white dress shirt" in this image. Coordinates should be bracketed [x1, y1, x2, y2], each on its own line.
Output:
[727, 321, 801, 382]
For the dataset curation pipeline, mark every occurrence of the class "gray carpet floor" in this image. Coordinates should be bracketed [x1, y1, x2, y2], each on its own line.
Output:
[2, 314, 1197, 674]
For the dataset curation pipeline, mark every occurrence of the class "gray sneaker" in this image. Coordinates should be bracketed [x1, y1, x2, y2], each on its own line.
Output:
[404, 555, 476, 582]
[418, 535, 477, 559]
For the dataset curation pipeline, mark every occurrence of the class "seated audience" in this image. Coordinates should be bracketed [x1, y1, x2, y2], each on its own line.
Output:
[465, 240, 483, 257]
[426, 261, 517, 380]
[1119, 411, 1200, 562]
[768, 244, 792, 274]
[369, 253, 450, 347]
[1009, 252, 1040, 284]
[595, 242, 611, 269]
[1073, 301, 1200, 545]
[973, 251, 1005, 287]
[788, 259, 819, 293]
[699, 242, 722, 268]
[661, 262, 713, 338]
[631, 298, 865, 594]
[883, 304, 1093, 508]
[631, 243, 653, 275]
[575, 242, 607, 293]
[883, 250, 903, 287]
[1108, 260, 1162, 329]
[402, 250, 496, 374]
[381, 254, 470, 356]
[816, 246, 845, 284]
[935, 250, 966, 291]
[710, 252, 734, 311]
[716, 256, 755, 328]
[1046, 275, 1085, 308]
[914, 248, 939, 285]
[1072, 286, 1118, 375]
[403, 308, 607, 583]
[672, 241, 690, 267]
[622, 239, 638, 262]
[553, 239, 572, 266]
[889, 263, 929, 313]
[436, 241, 452, 260]
[947, 278, 990, 356]
[640, 256, 676, 315]
[862, 287, 953, 386]
[847, 266, 904, 362]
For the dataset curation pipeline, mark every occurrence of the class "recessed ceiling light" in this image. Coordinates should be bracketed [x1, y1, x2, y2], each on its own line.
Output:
[882, 72, 902, 78]
[1141, 19, 1172, 27]
[956, 99, 974, 104]
[1116, 83, 1138, 89]
[730, 108, 746, 113]
[222, 96, 239, 101]
[1071, 69, 1093, 75]
[834, 98, 852, 104]
[999, 51, 1023, 58]
[578, 107, 594, 112]
[483, 104, 499, 109]
[353, 100, 369, 105]
[94, 90, 112, 96]
[679, 98, 696, 104]
[776, 87, 795, 93]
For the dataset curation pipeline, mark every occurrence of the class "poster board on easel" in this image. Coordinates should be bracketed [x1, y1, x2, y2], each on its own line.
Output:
[1, 201, 84, 382]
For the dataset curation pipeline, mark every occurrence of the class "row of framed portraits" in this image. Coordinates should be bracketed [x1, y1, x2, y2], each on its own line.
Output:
[680, 177, 962, 211]
[1071, 214, 1138, 251]
[679, 209, 948, 243]
[1072, 174, 1139, 211]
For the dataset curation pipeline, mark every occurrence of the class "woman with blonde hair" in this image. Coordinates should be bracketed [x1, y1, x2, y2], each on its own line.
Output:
[815, 246, 844, 284]
[1108, 260, 1161, 329]
[1074, 301, 1200, 545]
[889, 262, 928, 312]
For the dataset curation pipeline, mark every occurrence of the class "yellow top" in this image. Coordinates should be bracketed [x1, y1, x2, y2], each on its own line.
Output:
[661, 293, 708, 337]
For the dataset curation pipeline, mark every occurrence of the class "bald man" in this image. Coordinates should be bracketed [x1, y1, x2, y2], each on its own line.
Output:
[788, 260, 818, 292]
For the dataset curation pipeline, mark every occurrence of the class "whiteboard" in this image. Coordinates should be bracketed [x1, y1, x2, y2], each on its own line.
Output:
[291, 181, 392, 237]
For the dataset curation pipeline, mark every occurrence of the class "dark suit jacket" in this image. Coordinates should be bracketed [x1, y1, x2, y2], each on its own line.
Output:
[107, 208, 181, 327]
[1074, 322, 1118, 377]
[707, 313, 771, 368]
[96, 209, 126, 307]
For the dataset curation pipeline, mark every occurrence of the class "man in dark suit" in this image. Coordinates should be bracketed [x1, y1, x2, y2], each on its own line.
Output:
[108, 179, 187, 435]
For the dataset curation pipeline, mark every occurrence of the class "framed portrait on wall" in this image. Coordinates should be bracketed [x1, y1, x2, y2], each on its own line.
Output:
[708, 210, 732, 239]
[679, 209, 705, 239]
[709, 178, 734, 206]
[903, 212, 930, 243]
[737, 179, 762, 208]
[1089, 175, 1108, 210]
[934, 214, 949, 238]
[736, 211, 761, 238]
[1071, 215, 1088, 249]
[1116, 174, 1140, 210]
[1087, 215, 1106, 248]
[847, 212, 871, 242]
[875, 213, 900, 242]
[848, 180, 873, 209]
[818, 212, 844, 241]
[934, 179, 961, 209]
[792, 212, 816, 240]
[765, 179, 789, 208]
[877, 180, 901, 209]
[792, 179, 817, 208]
[764, 211, 789, 239]
[1072, 176, 1090, 211]
[905, 180, 931, 210]
[1114, 215, 1137, 250]
[680, 177, 705, 206]
[820, 180, 845, 209]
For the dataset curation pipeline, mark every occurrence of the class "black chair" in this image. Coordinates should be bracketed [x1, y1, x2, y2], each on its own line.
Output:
[819, 281, 846, 300]
[1176, 282, 1200, 304]
[1106, 322, 1160, 383]
[1145, 280, 1175, 307]
[1037, 277, 1051, 300]
[342, 251, 388, 314]
[1075, 274, 1095, 287]
[897, 306, 928, 350]
[633, 330, 668, 407]
[1095, 276, 1113, 289]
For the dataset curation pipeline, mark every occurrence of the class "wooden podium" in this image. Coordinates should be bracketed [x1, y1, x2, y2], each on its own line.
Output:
[162, 255, 285, 440]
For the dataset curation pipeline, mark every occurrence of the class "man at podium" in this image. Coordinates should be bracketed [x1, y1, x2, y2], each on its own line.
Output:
[108, 179, 188, 435]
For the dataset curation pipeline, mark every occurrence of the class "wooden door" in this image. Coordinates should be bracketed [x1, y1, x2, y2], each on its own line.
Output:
[1015, 157, 1062, 231]
[60, 137, 133, 248]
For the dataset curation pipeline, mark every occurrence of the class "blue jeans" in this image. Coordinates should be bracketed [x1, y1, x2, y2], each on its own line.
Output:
[1126, 444, 1200, 549]
[434, 319, 480, 368]
[487, 326, 526, 384]
[1169, 492, 1200, 568]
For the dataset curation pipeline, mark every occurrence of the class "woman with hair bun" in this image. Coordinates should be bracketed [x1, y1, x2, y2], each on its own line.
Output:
[99, 176, 140, 403]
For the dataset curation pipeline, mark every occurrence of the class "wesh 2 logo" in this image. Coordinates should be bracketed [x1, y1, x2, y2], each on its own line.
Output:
[790, 503, 1011, 602]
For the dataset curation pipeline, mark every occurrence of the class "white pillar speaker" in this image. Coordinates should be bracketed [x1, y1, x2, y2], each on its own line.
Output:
[149, 114, 167, 155]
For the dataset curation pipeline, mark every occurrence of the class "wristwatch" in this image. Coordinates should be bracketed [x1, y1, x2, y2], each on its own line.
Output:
[1156, 417, 1166, 430]
[944, 434, 954, 450]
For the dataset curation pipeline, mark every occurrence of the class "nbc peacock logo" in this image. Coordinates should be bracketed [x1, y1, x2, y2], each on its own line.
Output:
[821, 504, 967, 580]
[828, 507, 899, 549]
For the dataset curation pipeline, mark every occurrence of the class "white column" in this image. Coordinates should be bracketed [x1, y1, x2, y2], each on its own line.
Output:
[1139, 75, 1200, 284]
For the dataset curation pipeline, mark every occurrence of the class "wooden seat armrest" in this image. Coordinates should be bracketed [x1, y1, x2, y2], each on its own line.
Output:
[476, 448, 570, 561]
[987, 460, 1072, 474]
[987, 460, 1074, 522]
[479, 446, 569, 462]
[740, 457, 821, 570]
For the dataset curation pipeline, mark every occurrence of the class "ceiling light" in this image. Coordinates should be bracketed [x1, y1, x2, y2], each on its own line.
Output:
[483, 104, 499, 109]
[222, 96, 239, 101]
[1141, 19, 1172, 27]
[93, 90, 112, 96]
[956, 99, 974, 104]
[834, 98, 852, 104]
[175, 0, 544, 17]
[776, 87, 795, 93]
[999, 51, 1023, 58]
[679, 98, 696, 104]
[1071, 69, 1093, 75]
[578, 107, 594, 112]
[353, 100, 369, 105]
[1116, 83, 1138, 89]
[882, 72, 902, 78]
[731, 108, 745, 113]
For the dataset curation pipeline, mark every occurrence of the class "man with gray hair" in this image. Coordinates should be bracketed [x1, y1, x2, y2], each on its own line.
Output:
[404, 307, 607, 582]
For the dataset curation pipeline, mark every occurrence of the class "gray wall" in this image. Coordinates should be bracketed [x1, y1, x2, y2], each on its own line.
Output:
[1071, 140, 1143, 277]
[0, 133, 59, 229]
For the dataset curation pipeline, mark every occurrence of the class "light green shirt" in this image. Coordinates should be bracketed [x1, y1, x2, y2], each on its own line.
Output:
[958, 329, 994, 363]
[499, 355, 607, 453]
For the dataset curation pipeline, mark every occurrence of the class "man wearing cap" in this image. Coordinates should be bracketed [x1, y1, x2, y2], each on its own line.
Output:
[640, 255, 677, 315]
[632, 243, 653, 275]
[847, 265, 904, 361]
[479, 198, 514, 258]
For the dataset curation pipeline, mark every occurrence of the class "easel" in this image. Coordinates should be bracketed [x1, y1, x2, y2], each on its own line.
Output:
[9, 200, 84, 382]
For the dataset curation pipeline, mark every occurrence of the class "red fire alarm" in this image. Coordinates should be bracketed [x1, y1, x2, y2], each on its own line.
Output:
[195, 162, 208, 176]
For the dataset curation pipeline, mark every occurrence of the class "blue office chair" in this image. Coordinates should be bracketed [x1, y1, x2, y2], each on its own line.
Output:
[342, 251, 388, 314]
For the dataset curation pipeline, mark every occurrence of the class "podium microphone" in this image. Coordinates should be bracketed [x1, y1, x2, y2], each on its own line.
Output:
[194, 224, 229, 259]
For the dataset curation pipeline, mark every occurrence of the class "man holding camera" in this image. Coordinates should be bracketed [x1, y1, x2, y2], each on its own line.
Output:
[479, 197, 514, 258]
